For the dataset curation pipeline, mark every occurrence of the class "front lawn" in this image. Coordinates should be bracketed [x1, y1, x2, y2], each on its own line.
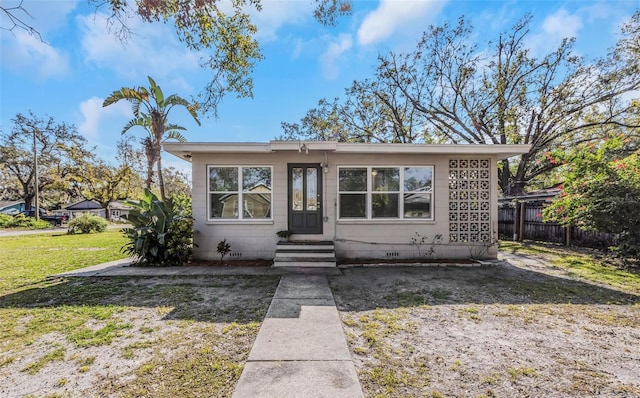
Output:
[330, 248, 640, 397]
[500, 240, 640, 295]
[0, 229, 129, 294]
[0, 232, 279, 397]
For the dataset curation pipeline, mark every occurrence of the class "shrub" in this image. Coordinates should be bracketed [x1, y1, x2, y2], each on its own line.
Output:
[0, 214, 13, 228]
[9, 214, 52, 229]
[217, 239, 231, 263]
[67, 214, 108, 234]
[121, 189, 193, 266]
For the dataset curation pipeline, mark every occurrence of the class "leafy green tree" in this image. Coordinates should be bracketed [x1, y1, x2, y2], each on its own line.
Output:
[284, 12, 640, 195]
[162, 166, 192, 197]
[104, 76, 200, 201]
[376, 13, 639, 195]
[543, 137, 640, 257]
[0, 112, 92, 211]
[67, 159, 134, 221]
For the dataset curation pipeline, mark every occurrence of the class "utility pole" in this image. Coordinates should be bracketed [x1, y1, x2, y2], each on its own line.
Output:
[33, 129, 39, 222]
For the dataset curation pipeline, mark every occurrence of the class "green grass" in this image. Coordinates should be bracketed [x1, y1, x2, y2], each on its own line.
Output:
[0, 231, 278, 397]
[22, 346, 66, 375]
[500, 241, 640, 295]
[0, 230, 128, 293]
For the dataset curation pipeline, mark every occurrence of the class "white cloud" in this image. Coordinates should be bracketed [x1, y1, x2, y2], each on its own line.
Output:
[357, 0, 446, 46]
[320, 34, 352, 79]
[78, 96, 131, 139]
[542, 8, 583, 40]
[527, 8, 583, 55]
[78, 12, 200, 80]
[0, 30, 69, 79]
[251, 0, 312, 41]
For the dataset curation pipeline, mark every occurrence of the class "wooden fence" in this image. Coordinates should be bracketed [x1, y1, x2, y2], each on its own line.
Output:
[498, 203, 617, 249]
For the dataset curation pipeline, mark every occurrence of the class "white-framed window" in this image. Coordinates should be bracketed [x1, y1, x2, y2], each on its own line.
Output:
[208, 166, 272, 220]
[338, 166, 433, 220]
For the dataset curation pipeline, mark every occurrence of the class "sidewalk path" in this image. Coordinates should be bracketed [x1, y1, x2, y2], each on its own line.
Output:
[232, 273, 364, 398]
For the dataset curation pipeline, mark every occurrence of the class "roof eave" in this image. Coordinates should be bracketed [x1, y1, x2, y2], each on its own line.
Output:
[163, 141, 531, 161]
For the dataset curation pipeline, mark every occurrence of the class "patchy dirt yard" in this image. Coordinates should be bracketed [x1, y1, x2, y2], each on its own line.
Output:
[329, 263, 640, 398]
[0, 275, 279, 397]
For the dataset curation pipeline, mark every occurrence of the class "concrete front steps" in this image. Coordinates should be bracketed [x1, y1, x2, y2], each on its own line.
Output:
[273, 240, 336, 267]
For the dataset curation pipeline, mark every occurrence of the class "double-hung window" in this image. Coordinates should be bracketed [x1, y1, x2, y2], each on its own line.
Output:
[208, 166, 272, 220]
[338, 166, 433, 220]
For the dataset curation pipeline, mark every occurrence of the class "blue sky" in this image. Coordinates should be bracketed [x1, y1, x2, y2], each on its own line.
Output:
[1, 0, 638, 171]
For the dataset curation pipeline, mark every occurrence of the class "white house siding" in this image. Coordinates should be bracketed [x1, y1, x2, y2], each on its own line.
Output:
[190, 150, 499, 261]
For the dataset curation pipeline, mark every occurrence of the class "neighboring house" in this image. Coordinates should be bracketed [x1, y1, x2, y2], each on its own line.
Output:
[499, 186, 562, 206]
[107, 200, 133, 222]
[163, 141, 530, 261]
[63, 199, 105, 219]
[0, 200, 28, 215]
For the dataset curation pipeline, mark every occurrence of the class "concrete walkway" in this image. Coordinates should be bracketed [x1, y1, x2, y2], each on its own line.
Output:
[233, 273, 364, 398]
[58, 263, 364, 397]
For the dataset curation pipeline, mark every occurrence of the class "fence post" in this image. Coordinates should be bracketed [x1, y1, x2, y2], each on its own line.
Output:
[565, 224, 572, 246]
[518, 202, 526, 242]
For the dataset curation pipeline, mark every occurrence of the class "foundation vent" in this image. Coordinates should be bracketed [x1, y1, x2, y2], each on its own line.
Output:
[386, 251, 399, 257]
[229, 252, 242, 258]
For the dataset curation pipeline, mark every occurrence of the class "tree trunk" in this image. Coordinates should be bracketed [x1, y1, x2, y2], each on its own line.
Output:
[143, 138, 155, 190]
[151, 112, 167, 201]
[157, 144, 166, 201]
[498, 159, 512, 196]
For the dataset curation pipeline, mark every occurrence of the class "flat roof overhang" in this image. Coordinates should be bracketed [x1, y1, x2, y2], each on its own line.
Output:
[163, 141, 531, 162]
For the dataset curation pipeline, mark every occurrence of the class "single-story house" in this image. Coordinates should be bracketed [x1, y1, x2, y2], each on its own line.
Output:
[62, 199, 105, 219]
[0, 200, 28, 215]
[107, 200, 133, 222]
[163, 141, 530, 261]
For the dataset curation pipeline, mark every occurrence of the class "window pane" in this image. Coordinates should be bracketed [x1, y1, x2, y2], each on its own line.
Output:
[372, 193, 399, 218]
[209, 167, 238, 191]
[339, 194, 366, 218]
[242, 193, 271, 218]
[372, 168, 399, 191]
[307, 168, 317, 211]
[339, 168, 367, 191]
[210, 193, 239, 218]
[404, 193, 431, 218]
[243, 167, 271, 191]
[404, 167, 432, 192]
[292, 167, 303, 211]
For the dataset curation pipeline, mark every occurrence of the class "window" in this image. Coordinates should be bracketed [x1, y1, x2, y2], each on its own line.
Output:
[338, 166, 433, 220]
[208, 166, 272, 220]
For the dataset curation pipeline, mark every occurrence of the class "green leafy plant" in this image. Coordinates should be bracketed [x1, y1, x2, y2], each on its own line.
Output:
[0, 214, 14, 228]
[543, 136, 640, 258]
[276, 230, 293, 239]
[217, 239, 231, 263]
[67, 214, 108, 234]
[6, 214, 52, 229]
[121, 188, 193, 266]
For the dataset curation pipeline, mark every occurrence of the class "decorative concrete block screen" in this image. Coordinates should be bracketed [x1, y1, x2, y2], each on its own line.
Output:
[448, 159, 491, 243]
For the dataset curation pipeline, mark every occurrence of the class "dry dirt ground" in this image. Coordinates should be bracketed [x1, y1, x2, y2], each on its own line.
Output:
[329, 263, 640, 398]
[2, 259, 639, 398]
[0, 275, 279, 398]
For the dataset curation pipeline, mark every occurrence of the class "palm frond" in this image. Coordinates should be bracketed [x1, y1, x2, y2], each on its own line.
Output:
[148, 76, 164, 105]
[164, 130, 187, 142]
[121, 117, 149, 135]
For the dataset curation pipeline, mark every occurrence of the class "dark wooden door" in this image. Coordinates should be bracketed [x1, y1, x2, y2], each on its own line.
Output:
[288, 164, 323, 234]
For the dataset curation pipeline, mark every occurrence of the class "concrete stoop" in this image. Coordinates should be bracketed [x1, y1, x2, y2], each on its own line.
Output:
[232, 274, 364, 398]
[273, 241, 337, 267]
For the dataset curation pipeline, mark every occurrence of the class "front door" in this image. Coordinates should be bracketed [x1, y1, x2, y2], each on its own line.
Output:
[288, 163, 323, 234]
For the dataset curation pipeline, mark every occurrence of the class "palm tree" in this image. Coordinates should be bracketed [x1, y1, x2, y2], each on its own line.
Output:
[103, 76, 200, 200]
